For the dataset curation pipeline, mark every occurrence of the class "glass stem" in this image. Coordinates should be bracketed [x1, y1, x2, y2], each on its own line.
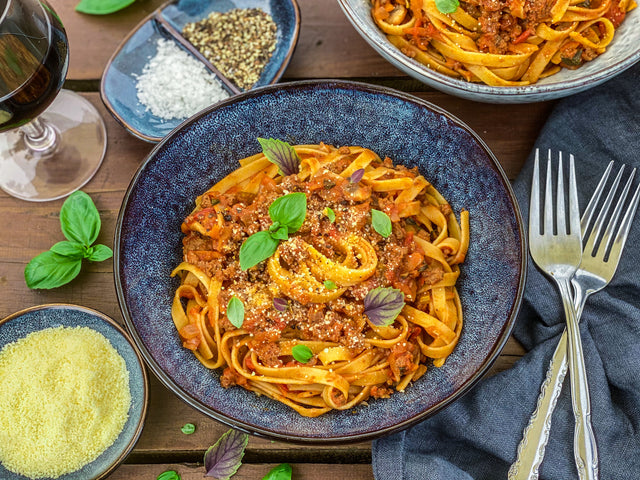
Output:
[21, 117, 59, 155]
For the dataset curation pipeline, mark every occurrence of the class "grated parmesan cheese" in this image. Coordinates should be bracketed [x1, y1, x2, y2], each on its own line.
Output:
[135, 38, 230, 120]
[0, 326, 131, 479]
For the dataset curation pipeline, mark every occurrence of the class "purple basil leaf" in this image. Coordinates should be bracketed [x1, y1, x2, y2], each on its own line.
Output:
[363, 287, 405, 326]
[257, 137, 301, 176]
[204, 429, 249, 479]
[350, 168, 365, 183]
[273, 297, 288, 312]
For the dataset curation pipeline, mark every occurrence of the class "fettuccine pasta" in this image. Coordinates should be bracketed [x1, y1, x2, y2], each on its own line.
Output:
[172, 142, 469, 417]
[371, 0, 636, 86]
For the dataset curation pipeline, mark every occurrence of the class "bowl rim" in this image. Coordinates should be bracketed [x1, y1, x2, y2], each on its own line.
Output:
[100, 0, 301, 143]
[114, 78, 528, 443]
[0, 303, 149, 479]
[336, 0, 640, 99]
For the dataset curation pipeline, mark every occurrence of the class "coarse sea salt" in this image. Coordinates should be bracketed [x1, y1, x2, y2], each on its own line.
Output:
[135, 38, 230, 120]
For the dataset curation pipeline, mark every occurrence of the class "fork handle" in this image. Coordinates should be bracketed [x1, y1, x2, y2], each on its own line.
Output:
[507, 330, 568, 480]
[559, 279, 599, 480]
[507, 331, 569, 480]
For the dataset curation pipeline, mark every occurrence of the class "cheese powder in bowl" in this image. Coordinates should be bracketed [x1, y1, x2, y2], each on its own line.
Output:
[0, 326, 131, 479]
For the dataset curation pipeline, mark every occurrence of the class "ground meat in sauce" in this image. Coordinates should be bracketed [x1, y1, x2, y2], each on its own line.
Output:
[376, 0, 620, 75]
[180, 150, 461, 374]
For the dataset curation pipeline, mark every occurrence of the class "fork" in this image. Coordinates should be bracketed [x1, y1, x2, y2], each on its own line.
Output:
[524, 149, 596, 480]
[509, 159, 640, 480]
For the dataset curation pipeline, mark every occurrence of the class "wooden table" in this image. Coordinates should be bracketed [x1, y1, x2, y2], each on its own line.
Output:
[0, 1, 555, 478]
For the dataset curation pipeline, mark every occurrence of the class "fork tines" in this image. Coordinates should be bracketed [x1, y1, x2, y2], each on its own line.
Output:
[581, 161, 640, 262]
[531, 148, 581, 238]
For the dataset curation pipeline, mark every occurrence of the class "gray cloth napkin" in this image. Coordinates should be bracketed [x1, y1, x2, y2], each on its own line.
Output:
[373, 63, 640, 480]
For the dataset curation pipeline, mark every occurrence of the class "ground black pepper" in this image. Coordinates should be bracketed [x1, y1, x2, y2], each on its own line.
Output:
[181, 8, 278, 91]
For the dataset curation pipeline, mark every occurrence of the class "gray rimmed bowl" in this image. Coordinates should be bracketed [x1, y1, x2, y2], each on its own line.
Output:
[337, 0, 640, 104]
[114, 80, 527, 443]
[0, 304, 148, 479]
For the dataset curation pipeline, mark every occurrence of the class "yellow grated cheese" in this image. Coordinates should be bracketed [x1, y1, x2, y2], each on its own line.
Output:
[0, 326, 131, 479]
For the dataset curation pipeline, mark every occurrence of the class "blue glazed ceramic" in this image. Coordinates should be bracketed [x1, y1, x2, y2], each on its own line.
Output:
[114, 80, 527, 443]
[338, 0, 640, 104]
[0, 304, 148, 479]
[101, 0, 300, 142]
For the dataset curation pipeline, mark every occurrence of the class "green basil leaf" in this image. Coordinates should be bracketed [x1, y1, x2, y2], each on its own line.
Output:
[227, 296, 245, 328]
[270, 225, 289, 241]
[257, 138, 301, 176]
[363, 287, 405, 326]
[262, 463, 293, 480]
[435, 0, 459, 13]
[24, 251, 82, 289]
[181, 423, 196, 435]
[86, 244, 113, 262]
[291, 344, 313, 363]
[59, 191, 101, 245]
[157, 471, 180, 480]
[371, 209, 392, 238]
[49, 240, 84, 260]
[269, 192, 307, 233]
[324, 280, 336, 290]
[239, 231, 280, 270]
[323, 207, 336, 223]
[204, 429, 249, 478]
[561, 49, 583, 67]
[75, 0, 136, 15]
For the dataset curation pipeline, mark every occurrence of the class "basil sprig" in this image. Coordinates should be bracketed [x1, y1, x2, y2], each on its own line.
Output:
[239, 231, 279, 271]
[435, 0, 460, 13]
[24, 191, 113, 289]
[257, 138, 301, 176]
[157, 471, 180, 480]
[364, 287, 405, 326]
[239, 193, 307, 270]
[75, 0, 136, 15]
[262, 463, 293, 480]
[371, 209, 392, 238]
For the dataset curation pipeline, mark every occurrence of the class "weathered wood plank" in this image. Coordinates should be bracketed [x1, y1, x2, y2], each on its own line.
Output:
[54, 0, 399, 82]
[133, 376, 371, 457]
[109, 463, 375, 480]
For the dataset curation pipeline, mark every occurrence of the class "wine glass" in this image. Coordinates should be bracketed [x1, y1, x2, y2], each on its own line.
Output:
[0, 0, 106, 201]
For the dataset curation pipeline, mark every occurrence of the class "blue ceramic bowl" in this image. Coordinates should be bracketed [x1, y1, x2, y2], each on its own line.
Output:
[114, 80, 526, 443]
[101, 0, 300, 142]
[0, 304, 148, 479]
[338, 0, 640, 103]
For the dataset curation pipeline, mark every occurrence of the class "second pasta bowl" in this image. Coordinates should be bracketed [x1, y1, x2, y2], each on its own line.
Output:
[337, 0, 640, 103]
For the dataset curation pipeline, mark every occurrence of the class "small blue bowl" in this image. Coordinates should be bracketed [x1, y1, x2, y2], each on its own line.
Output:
[101, 0, 300, 143]
[114, 80, 527, 443]
[0, 304, 148, 479]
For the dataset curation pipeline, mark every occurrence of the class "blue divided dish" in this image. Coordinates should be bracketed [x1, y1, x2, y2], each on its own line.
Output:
[114, 80, 527, 443]
[101, 0, 300, 142]
[0, 304, 148, 479]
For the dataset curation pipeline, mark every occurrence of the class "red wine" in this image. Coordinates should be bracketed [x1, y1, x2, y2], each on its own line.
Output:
[0, 0, 68, 132]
